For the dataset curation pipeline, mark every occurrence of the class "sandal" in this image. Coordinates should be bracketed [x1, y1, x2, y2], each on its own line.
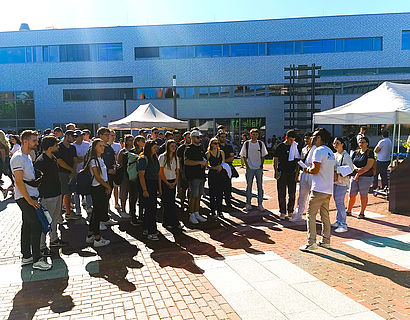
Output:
[357, 213, 365, 219]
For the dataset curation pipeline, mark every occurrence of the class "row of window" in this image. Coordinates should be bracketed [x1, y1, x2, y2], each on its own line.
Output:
[0, 43, 123, 64]
[320, 66, 410, 77]
[0, 91, 35, 131]
[48, 76, 133, 85]
[135, 37, 383, 59]
[62, 80, 410, 101]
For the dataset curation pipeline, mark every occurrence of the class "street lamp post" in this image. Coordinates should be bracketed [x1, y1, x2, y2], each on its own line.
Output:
[123, 93, 127, 117]
[173, 75, 177, 118]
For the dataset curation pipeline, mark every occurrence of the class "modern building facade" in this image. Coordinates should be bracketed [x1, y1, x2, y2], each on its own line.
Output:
[0, 12, 409, 144]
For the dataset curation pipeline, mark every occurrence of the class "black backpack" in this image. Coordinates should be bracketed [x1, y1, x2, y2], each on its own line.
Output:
[113, 150, 129, 185]
[76, 158, 101, 195]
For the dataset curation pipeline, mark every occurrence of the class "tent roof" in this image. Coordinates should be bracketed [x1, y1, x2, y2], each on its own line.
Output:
[313, 81, 410, 125]
[108, 103, 188, 129]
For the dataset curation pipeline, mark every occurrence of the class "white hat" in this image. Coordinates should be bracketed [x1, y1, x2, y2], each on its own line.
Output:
[190, 130, 202, 137]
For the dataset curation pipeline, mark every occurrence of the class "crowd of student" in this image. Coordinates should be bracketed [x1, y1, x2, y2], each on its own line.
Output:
[0, 123, 406, 271]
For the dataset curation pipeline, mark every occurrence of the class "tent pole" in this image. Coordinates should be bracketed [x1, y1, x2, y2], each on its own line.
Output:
[391, 123, 396, 165]
[397, 124, 401, 154]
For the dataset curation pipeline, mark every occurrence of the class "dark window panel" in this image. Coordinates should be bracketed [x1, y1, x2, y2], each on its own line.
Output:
[160, 46, 178, 59]
[25, 47, 32, 63]
[209, 87, 219, 97]
[255, 85, 266, 96]
[302, 40, 323, 53]
[336, 39, 343, 52]
[195, 45, 222, 58]
[231, 43, 258, 56]
[234, 86, 243, 96]
[0, 101, 16, 119]
[48, 76, 133, 85]
[322, 39, 336, 53]
[344, 38, 373, 52]
[244, 85, 255, 96]
[134, 47, 159, 58]
[258, 43, 266, 55]
[186, 46, 194, 58]
[0, 47, 26, 64]
[97, 43, 123, 61]
[220, 86, 232, 97]
[15, 91, 34, 100]
[0, 120, 17, 128]
[137, 88, 160, 99]
[223, 45, 229, 57]
[199, 87, 209, 98]
[59, 44, 90, 62]
[185, 88, 195, 98]
[268, 42, 294, 55]
[373, 38, 382, 51]
[402, 31, 410, 49]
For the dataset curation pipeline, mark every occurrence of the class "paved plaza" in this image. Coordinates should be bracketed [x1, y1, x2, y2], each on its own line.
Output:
[0, 167, 409, 320]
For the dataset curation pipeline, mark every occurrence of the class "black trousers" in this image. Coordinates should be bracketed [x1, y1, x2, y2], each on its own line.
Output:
[16, 197, 42, 262]
[222, 171, 232, 205]
[142, 179, 158, 234]
[277, 172, 297, 214]
[89, 185, 109, 236]
[208, 171, 223, 214]
[129, 179, 143, 221]
[161, 179, 179, 227]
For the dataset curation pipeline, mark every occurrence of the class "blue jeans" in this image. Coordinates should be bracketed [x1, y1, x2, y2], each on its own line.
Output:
[333, 184, 348, 228]
[74, 192, 92, 214]
[245, 168, 264, 206]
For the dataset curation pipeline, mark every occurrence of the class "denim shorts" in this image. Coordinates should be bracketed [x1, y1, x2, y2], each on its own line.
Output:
[349, 176, 373, 197]
[188, 179, 205, 197]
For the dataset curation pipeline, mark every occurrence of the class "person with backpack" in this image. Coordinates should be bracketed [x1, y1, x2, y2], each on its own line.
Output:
[346, 136, 375, 219]
[84, 138, 111, 247]
[138, 140, 162, 240]
[159, 139, 182, 230]
[116, 134, 134, 214]
[127, 135, 145, 226]
[240, 128, 268, 213]
[273, 129, 300, 219]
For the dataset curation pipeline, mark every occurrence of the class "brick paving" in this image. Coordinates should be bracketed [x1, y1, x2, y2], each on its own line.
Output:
[0, 166, 409, 319]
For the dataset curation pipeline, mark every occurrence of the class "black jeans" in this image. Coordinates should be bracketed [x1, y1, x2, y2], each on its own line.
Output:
[373, 160, 389, 189]
[90, 185, 109, 236]
[16, 197, 42, 262]
[208, 171, 223, 214]
[222, 171, 232, 206]
[129, 179, 143, 221]
[277, 172, 297, 214]
[142, 179, 158, 234]
[161, 179, 179, 227]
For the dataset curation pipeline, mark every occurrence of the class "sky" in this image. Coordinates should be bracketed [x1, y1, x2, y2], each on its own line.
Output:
[0, 0, 409, 32]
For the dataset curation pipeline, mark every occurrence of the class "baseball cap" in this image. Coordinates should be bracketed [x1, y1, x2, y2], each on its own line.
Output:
[139, 129, 147, 134]
[74, 129, 83, 136]
[65, 130, 75, 136]
[190, 130, 202, 137]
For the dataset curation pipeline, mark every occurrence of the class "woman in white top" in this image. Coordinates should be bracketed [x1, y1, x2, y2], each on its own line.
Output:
[84, 138, 111, 247]
[331, 137, 354, 233]
[9, 135, 21, 156]
[159, 140, 181, 230]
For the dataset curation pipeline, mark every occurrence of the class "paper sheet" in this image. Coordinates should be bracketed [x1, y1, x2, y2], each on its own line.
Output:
[297, 160, 308, 169]
[337, 165, 353, 177]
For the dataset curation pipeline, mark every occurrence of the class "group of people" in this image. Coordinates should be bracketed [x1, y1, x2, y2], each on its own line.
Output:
[0, 122, 402, 270]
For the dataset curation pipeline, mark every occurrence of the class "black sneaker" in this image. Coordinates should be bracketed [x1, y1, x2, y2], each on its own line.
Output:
[50, 239, 68, 247]
[41, 247, 53, 257]
[130, 219, 138, 226]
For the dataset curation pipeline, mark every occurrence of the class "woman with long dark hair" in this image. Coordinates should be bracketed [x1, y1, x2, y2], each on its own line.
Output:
[138, 140, 162, 240]
[159, 139, 182, 230]
[206, 137, 225, 218]
[84, 138, 111, 247]
[0, 130, 12, 199]
[128, 135, 145, 225]
[9, 135, 21, 156]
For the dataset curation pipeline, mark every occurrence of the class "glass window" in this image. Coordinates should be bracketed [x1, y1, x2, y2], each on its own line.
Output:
[244, 86, 255, 96]
[195, 45, 222, 58]
[199, 87, 209, 98]
[231, 43, 258, 56]
[25, 47, 32, 63]
[302, 40, 323, 53]
[15, 91, 34, 100]
[0, 47, 26, 64]
[159, 46, 177, 59]
[32, 46, 42, 62]
[0, 92, 15, 100]
[137, 88, 160, 99]
[268, 42, 294, 55]
[59, 44, 90, 62]
[97, 43, 122, 61]
[322, 39, 336, 53]
[209, 87, 219, 97]
[234, 86, 243, 97]
[223, 45, 229, 57]
[295, 41, 302, 54]
[335, 39, 343, 52]
[16, 100, 35, 119]
[135, 47, 159, 58]
[220, 86, 232, 97]
[258, 43, 266, 55]
[48, 46, 59, 62]
[17, 120, 35, 128]
[255, 85, 266, 96]
[0, 101, 16, 119]
[186, 46, 194, 58]
[176, 88, 184, 98]
[403, 31, 410, 50]
[344, 38, 373, 52]
[185, 88, 195, 99]
[373, 38, 382, 51]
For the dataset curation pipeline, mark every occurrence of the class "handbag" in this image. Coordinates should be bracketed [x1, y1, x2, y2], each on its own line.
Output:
[36, 204, 52, 234]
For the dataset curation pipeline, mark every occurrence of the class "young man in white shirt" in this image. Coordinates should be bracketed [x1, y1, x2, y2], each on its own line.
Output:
[10, 130, 52, 270]
[372, 130, 392, 191]
[300, 128, 336, 252]
[240, 128, 268, 212]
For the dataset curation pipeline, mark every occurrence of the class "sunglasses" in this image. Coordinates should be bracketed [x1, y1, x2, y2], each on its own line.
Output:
[212, 142, 219, 145]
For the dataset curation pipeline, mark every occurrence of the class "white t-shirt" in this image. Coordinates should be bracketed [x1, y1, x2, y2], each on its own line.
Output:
[301, 145, 316, 166]
[334, 150, 354, 187]
[158, 153, 180, 180]
[240, 140, 268, 169]
[10, 150, 39, 200]
[111, 143, 122, 155]
[10, 144, 21, 156]
[311, 145, 336, 195]
[72, 141, 90, 172]
[375, 138, 392, 162]
[90, 157, 108, 186]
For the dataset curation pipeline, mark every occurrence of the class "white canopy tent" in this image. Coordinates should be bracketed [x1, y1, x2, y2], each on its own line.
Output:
[313, 81, 410, 159]
[108, 103, 188, 130]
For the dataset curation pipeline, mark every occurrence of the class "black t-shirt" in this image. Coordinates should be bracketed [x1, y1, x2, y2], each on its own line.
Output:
[220, 143, 234, 164]
[352, 149, 375, 177]
[273, 143, 297, 172]
[177, 144, 187, 168]
[158, 142, 166, 155]
[102, 145, 116, 170]
[55, 142, 77, 174]
[184, 144, 205, 180]
[34, 153, 61, 198]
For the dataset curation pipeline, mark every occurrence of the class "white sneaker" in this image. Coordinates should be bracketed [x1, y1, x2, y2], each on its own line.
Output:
[189, 213, 199, 224]
[243, 204, 252, 212]
[257, 205, 265, 212]
[85, 235, 95, 244]
[335, 226, 348, 233]
[195, 212, 207, 222]
[331, 222, 339, 228]
[94, 237, 110, 247]
[32, 258, 52, 271]
[99, 222, 107, 231]
[299, 243, 318, 251]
